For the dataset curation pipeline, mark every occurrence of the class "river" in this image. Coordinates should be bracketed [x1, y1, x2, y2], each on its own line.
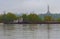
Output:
[0, 24, 60, 39]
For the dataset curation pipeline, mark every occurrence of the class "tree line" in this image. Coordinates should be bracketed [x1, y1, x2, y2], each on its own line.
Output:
[0, 12, 60, 23]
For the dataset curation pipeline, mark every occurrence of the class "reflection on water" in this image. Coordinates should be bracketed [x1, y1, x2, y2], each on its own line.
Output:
[0, 24, 60, 39]
[3, 24, 15, 36]
[23, 24, 38, 31]
[3, 24, 15, 30]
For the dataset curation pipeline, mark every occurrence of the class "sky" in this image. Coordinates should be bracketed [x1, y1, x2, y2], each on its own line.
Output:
[0, 0, 60, 14]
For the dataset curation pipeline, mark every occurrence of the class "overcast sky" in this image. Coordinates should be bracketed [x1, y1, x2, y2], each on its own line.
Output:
[0, 0, 60, 14]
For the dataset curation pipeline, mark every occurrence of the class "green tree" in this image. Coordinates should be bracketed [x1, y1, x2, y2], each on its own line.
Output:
[27, 14, 42, 23]
[44, 16, 53, 22]
[56, 18, 60, 22]
[0, 15, 3, 22]
[5, 12, 17, 23]
[22, 14, 28, 22]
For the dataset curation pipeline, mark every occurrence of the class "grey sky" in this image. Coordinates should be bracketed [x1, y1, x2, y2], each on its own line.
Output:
[0, 0, 60, 14]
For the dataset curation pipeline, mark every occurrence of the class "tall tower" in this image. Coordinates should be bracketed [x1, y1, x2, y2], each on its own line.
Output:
[47, 5, 50, 14]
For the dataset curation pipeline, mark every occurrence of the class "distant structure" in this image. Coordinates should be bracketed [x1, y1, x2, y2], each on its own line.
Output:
[14, 17, 23, 23]
[39, 5, 60, 20]
[47, 5, 51, 15]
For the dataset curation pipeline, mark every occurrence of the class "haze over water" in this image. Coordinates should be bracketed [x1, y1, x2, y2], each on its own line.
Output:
[0, 24, 60, 39]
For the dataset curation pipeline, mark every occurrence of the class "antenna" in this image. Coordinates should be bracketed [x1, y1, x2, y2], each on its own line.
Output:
[47, 5, 50, 14]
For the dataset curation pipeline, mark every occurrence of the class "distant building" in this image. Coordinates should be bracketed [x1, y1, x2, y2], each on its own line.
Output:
[18, 17, 23, 22]
[39, 5, 60, 20]
[14, 17, 23, 23]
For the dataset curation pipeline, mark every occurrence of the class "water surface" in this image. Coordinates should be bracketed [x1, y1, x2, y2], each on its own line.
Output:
[0, 24, 60, 39]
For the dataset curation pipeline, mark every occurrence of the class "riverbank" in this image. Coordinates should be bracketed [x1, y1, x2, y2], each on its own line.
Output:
[3, 21, 60, 24]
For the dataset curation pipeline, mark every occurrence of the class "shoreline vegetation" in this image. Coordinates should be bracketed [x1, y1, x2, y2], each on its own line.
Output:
[0, 12, 60, 24]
